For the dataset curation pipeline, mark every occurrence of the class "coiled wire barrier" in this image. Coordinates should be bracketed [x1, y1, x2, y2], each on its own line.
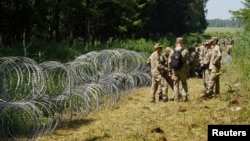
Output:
[0, 49, 151, 141]
[0, 48, 233, 141]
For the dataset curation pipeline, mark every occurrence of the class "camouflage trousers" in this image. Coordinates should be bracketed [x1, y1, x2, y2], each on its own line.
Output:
[172, 69, 188, 101]
[203, 68, 211, 90]
[157, 73, 174, 100]
[206, 70, 220, 95]
[150, 75, 162, 101]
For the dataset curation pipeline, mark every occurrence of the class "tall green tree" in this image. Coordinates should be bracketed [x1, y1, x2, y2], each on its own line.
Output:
[0, 0, 209, 47]
[139, 0, 208, 37]
[231, 0, 250, 30]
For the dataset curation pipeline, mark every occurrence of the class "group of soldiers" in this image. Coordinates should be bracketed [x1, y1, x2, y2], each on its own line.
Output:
[147, 36, 230, 103]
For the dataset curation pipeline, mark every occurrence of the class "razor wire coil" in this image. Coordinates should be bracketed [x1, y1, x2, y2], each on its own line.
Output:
[0, 49, 151, 140]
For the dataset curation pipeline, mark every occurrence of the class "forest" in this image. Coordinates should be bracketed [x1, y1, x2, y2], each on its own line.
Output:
[0, 0, 208, 48]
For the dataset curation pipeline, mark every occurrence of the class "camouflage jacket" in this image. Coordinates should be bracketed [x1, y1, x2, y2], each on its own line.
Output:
[202, 48, 212, 67]
[147, 51, 167, 77]
[209, 44, 222, 71]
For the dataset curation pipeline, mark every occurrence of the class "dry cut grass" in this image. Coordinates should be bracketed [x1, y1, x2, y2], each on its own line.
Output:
[39, 70, 250, 141]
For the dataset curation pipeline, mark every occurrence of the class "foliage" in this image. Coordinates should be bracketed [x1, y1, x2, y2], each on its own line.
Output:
[231, 0, 250, 31]
[0, 35, 207, 63]
[231, 31, 250, 91]
[0, 0, 208, 47]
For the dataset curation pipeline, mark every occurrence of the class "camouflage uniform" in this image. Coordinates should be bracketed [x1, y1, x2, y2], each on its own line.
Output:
[147, 43, 167, 102]
[158, 47, 174, 102]
[169, 37, 189, 102]
[226, 45, 233, 55]
[188, 47, 199, 78]
[199, 44, 206, 61]
[196, 44, 206, 78]
[225, 37, 234, 55]
[200, 40, 213, 91]
[205, 37, 222, 97]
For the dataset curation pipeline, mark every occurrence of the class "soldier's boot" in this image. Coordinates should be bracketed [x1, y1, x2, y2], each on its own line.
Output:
[183, 96, 188, 102]
[150, 97, 156, 103]
[201, 91, 214, 99]
[162, 96, 168, 102]
[214, 91, 220, 95]
[158, 96, 163, 101]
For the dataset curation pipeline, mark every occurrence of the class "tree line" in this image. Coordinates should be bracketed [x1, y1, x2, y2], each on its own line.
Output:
[0, 0, 208, 47]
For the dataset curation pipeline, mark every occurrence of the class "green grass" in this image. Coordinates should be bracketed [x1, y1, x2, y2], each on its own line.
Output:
[39, 74, 250, 141]
[205, 27, 244, 34]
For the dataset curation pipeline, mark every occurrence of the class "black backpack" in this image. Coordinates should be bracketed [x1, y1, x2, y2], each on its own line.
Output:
[171, 48, 184, 69]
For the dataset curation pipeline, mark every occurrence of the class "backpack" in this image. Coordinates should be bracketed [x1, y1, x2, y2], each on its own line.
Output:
[171, 48, 184, 69]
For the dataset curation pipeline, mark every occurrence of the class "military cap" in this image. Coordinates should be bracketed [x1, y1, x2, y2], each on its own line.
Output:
[165, 47, 172, 52]
[192, 43, 198, 47]
[204, 40, 212, 45]
[204, 41, 209, 45]
[176, 37, 183, 43]
[154, 43, 162, 49]
[211, 37, 218, 41]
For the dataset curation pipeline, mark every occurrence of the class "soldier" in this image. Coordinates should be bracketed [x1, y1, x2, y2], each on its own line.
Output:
[200, 40, 213, 93]
[193, 43, 199, 53]
[204, 37, 222, 98]
[147, 43, 168, 103]
[226, 44, 233, 55]
[226, 36, 234, 55]
[169, 37, 189, 102]
[198, 42, 206, 60]
[196, 42, 206, 78]
[157, 47, 174, 102]
[188, 46, 199, 78]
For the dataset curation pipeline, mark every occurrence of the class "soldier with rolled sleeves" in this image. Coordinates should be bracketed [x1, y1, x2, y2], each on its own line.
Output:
[169, 37, 189, 102]
[204, 37, 222, 98]
[200, 40, 213, 93]
[157, 47, 174, 102]
[147, 43, 168, 102]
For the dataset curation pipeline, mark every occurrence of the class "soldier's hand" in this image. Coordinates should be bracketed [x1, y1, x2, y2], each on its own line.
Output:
[168, 71, 172, 77]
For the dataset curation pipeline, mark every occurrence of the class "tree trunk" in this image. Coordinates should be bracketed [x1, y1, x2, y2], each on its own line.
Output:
[55, 0, 61, 42]
[0, 34, 2, 48]
[85, 0, 91, 43]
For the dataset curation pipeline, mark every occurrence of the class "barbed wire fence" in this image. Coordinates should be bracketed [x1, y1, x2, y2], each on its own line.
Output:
[0, 49, 151, 141]
[0, 48, 233, 141]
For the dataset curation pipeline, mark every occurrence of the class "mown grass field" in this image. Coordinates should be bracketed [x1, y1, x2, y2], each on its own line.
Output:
[205, 27, 243, 34]
[39, 62, 249, 141]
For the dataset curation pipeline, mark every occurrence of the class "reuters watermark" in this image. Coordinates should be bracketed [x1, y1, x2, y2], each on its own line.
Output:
[208, 125, 250, 140]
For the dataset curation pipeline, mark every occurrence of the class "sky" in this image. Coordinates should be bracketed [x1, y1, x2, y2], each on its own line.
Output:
[206, 0, 244, 19]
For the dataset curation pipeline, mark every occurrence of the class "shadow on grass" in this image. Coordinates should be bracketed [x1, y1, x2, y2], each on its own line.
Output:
[84, 133, 111, 141]
[58, 118, 96, 129]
